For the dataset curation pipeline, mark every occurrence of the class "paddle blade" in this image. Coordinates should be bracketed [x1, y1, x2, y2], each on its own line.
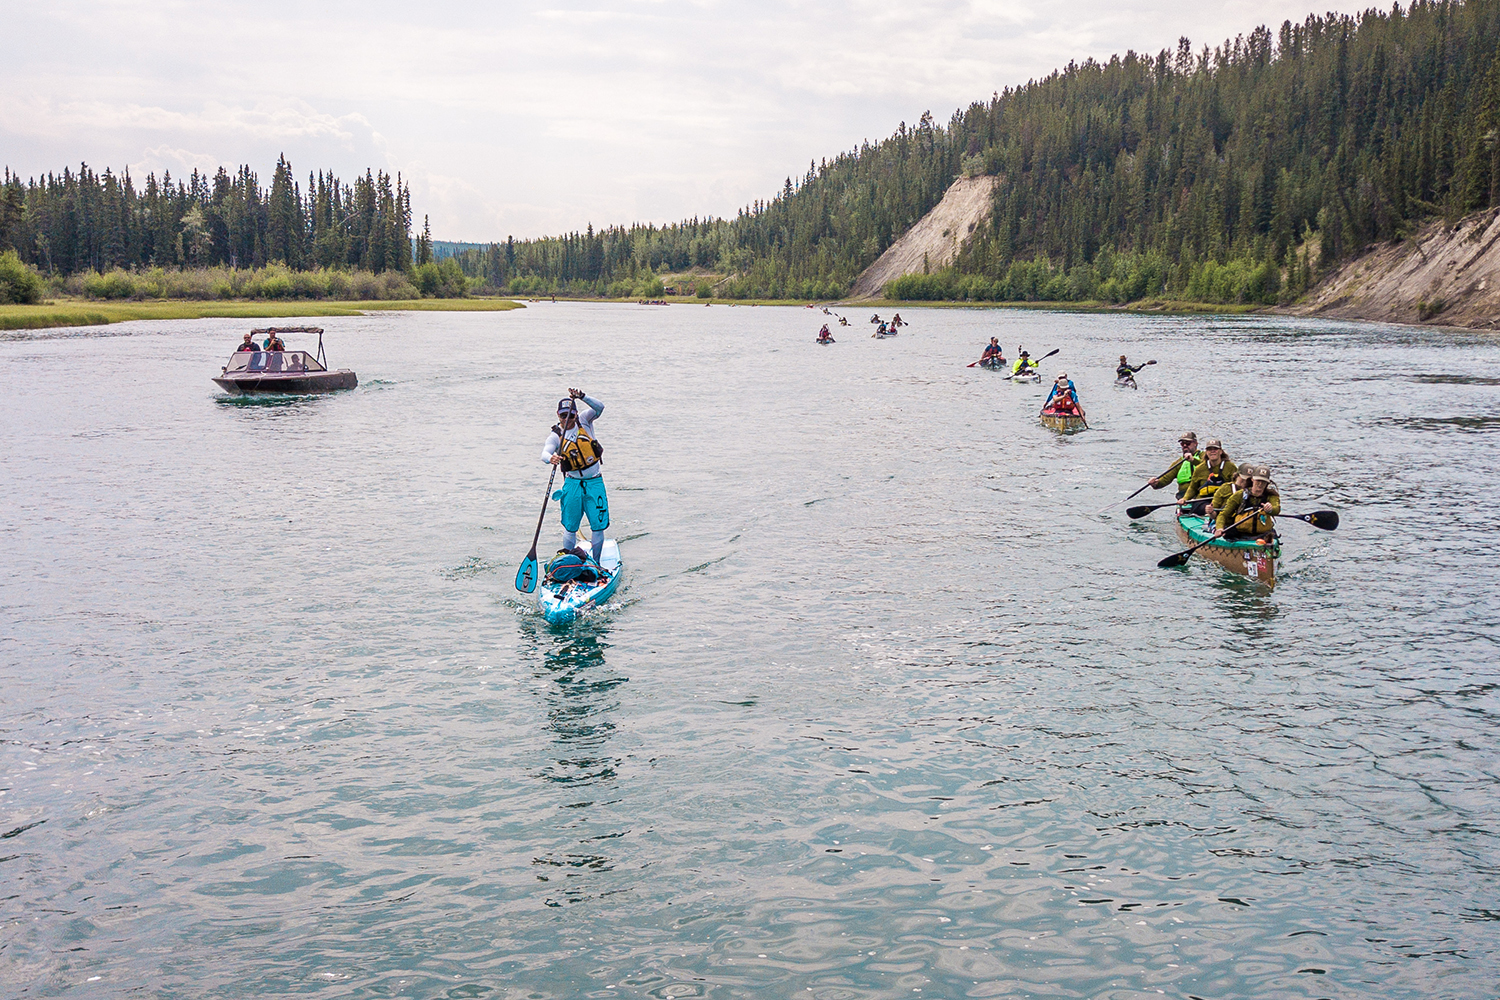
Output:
[1158, 551, 1192, 568]
[515, 554, 539, 593]
[1126, 505, 1157, 519]
[1305, 510, 1340, 530]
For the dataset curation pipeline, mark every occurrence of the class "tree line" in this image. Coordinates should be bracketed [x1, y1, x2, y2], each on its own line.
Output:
[0, 158, 414, 278]
[449, 0, 1500, 304]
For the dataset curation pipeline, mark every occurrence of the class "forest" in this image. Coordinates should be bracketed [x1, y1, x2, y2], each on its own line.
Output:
[6, 0, 1500, 306]
[449, 0, 1500, 304]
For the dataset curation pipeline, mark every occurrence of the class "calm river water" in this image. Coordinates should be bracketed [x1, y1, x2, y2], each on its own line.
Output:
[2, 303, 1497, 999]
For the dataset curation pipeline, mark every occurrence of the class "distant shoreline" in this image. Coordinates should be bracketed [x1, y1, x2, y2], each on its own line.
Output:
[0, 297, 525, 332]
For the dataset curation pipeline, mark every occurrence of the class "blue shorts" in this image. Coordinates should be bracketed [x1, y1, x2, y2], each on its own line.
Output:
[558, 474, 609, 533]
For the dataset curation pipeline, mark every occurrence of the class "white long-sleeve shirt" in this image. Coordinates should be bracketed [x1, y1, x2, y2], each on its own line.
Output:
[541, 395, 604, 479]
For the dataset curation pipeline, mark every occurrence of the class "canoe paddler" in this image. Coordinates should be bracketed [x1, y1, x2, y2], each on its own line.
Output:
[1216, 465, 1280, 539]
[542, 389, 610, 569]
[1044, 371, 1076, 406]
[1011, 350, 1036, 376]
[1185, 438, 1237, 500]
[1149, 431, 1203, 499]
[1207, 464, 1253, 521]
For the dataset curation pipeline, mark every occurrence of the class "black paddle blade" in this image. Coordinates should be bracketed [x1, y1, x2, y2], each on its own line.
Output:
[1158, 551, 1192, 568]
[1305, 510, 1340, 530]
[1126, 505, 1156, 519]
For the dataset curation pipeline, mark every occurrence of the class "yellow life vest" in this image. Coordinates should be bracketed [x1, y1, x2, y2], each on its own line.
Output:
[554, 424, 603, 472]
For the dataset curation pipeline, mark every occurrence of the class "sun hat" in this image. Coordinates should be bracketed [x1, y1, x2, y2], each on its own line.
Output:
[1205, 438, 1223, 448]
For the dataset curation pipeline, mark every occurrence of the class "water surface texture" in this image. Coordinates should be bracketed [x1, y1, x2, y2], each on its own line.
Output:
[3, 305, 1497, 999]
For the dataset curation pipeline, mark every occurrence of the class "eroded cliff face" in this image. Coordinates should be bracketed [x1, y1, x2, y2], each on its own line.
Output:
[848, 176, 998, 300]
[1289, 210, 1500, 329]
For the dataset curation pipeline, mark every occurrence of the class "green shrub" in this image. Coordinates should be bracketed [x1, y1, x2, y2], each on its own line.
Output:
[0, 250, 45, 304]
[83, 270, 137, 299]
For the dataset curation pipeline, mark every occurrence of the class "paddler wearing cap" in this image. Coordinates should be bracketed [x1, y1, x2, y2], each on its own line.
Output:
[1011, 350, 1036, 376]
[1044, 371, 1076, 406]
[1184, 438, 1236, 501]
[1207, 463, 1253, 521]
[542, 388, 610, 568]
[1148, 431, 1203, 499]
[1215, 465, 1280, 539]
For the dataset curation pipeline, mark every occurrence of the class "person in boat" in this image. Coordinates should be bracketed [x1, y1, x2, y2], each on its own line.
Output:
[838, 316, 849, 326]
[874, 321, 888, 337]
[1116, 355, 1148, 382]
[1216, 466, 1280, 539]
[1048, 390, 1082, 416]
[1011, 351, 1036, 376]
[817, 324, 834, 343]
[980, 338, 1004, 364]
[870, 313, 881, 324]
[1207, 464, 1253, 520]
[892, 313, 904, 327]
[263, 333, 286, 352]
[542, 389, 610, 571]
[1044, 371, 1076, 405]
[236, 333, 258, 352]
[1185, 438, 1237, 501]
[1149, 431, 1203, 499]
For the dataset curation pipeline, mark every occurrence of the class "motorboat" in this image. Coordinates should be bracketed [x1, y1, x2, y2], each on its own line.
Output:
[213, 327, 357, 395]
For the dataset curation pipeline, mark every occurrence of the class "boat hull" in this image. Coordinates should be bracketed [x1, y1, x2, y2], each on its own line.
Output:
[1175, 514, 1280, 586]
[979, 358, 1006, 370]
[1040, 412, 1087, 433]
[1009, 372, 1040, 383]
[1114, 377, 1137, 389]
[539, 539, 623, 624]
[214, 370, 358, 395]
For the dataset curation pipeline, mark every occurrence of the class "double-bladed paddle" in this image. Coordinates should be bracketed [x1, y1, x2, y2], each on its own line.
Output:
[514, 463, 560, 593]
[1008, 347, 1059, 378]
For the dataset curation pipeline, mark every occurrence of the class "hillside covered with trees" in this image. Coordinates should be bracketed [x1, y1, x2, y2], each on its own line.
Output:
[452, 0, 1500, 304]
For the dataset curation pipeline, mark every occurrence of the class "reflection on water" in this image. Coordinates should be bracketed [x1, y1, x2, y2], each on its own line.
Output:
[519, 618, 628, 907]
[521, 618, 625, 787]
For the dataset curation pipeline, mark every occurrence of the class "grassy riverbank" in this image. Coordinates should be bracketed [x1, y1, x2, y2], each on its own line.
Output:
[0, 297, 525, 331]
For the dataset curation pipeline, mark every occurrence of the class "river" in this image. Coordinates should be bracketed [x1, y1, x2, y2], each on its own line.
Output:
[2, 303, 1496, 999]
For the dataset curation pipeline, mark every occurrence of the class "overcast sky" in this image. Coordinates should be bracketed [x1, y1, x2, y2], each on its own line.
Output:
[3, 0, 1364, 242]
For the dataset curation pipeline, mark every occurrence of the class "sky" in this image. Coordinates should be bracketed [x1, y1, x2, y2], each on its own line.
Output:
[2, 0, 1367, 243]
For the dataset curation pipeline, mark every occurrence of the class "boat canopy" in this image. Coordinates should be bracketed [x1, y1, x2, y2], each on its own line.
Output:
[224, 350, 328, 374]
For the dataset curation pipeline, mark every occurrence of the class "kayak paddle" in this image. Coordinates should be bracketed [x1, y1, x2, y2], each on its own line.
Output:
[514, 463, 560, 593]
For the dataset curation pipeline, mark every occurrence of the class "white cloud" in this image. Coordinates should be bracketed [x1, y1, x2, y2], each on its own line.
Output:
[1, 0, 1372, 241]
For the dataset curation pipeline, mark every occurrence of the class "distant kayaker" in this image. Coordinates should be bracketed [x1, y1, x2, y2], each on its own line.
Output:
[1216, 466, 1280, 539]
[542, 389, 610, 569]
[1117, 355, 1149, 380]
[236, 333, 257, 352]
[981, 338, 1004, 364]
[1185, 439, 1237, 501]
[892, 313, 904, 327]
[1011, 351, 1036, 376]
[1149, 432, 1202, 499]
[817, 324, 834, 343]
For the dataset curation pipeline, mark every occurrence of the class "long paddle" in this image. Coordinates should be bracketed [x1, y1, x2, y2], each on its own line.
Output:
[1280, 510, 1340, 530]
[1157, 508, 1260, 568]
[514, 462, 560, 593]
[1157, 508, 1340, 568]
[1127, 497, 1212, 519]
[1098, 481, 1153, 514]
[1008, 347, 1059, 379]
